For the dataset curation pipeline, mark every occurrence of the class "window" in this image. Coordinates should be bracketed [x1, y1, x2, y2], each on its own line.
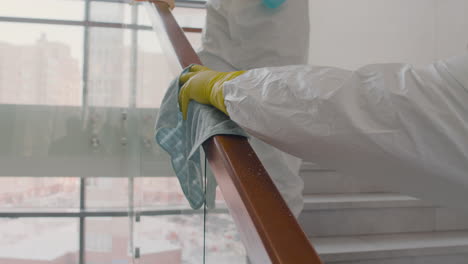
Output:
[0, 1, 206, 263]
[0, 0, 205, 107]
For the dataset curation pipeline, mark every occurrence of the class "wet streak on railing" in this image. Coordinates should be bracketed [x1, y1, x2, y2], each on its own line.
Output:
[147, 2, 323, 263]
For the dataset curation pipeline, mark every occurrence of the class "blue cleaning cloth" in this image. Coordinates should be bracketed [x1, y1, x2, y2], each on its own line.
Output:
[155, 65, 247, 209]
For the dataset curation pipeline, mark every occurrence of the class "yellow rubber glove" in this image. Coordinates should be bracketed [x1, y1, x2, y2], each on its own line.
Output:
[178, 65, 246, 120]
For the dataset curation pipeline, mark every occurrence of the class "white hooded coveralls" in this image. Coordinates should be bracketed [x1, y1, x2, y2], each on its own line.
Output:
[198, 0, 310, 217]
[199, 0, 468, 211]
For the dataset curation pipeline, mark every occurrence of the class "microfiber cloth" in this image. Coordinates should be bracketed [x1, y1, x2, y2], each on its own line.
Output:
[155, 65, 248, 210]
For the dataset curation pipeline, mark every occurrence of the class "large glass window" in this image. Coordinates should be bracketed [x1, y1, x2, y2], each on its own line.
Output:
[0, 1, 207, 263]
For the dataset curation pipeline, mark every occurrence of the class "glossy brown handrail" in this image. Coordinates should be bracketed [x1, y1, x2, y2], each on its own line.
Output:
[146, 2, 323, 263]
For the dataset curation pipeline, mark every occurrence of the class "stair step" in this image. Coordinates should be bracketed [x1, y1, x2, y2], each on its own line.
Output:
[299, 194, 468, 237]
[303, 193, 430, 210]
[301, 168, 393, 194]
[311, 231, 468, 263]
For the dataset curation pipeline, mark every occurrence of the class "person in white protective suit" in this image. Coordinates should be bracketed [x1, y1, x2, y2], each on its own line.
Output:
[178, 2, 468, 210]
[196, 0, 310, 217]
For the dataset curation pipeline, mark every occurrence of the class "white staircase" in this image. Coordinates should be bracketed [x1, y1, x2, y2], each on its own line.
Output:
[298, 162, 468, 264]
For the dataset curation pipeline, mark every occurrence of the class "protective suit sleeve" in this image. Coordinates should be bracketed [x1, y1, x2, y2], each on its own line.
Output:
[223, 54, 468, 209]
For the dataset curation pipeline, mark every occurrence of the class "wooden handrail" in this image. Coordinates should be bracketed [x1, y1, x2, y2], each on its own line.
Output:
[145, 2, 323, 263]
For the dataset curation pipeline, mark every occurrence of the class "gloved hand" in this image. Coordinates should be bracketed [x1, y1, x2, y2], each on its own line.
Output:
[178, 65, 246, 120]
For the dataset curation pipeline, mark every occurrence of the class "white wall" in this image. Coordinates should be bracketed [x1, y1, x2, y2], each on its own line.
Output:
[308, 0, 468, 69]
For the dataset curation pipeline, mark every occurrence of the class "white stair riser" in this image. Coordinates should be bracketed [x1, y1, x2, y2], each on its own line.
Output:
[301, 170, 393, 194]
[300, 207, 468, 237]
